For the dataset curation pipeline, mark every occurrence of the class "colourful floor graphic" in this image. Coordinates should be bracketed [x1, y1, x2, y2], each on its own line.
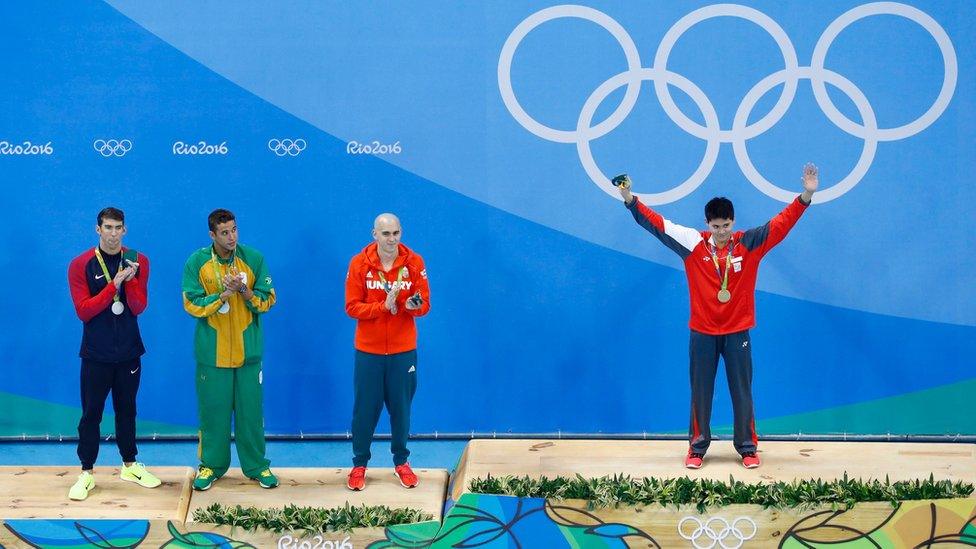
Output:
[780, 499, 976, 548]
[3, 495, 974, 548]
[371, 493, 658, 548]
[1, 520, 257, 549]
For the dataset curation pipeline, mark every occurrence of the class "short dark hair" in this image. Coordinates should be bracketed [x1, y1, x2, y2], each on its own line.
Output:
[97, 207, 125, 226]
[208, 209, 236, 232]
[705, 197, 734, 222]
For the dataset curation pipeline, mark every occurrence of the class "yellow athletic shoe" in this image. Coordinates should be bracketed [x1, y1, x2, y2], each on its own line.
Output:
[68, 471, 94, 501]
[120, 462, 161, 488]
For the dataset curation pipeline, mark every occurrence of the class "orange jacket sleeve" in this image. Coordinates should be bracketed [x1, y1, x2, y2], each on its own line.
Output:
[345, 256, 386, 320]
[405, 255, 430, 317]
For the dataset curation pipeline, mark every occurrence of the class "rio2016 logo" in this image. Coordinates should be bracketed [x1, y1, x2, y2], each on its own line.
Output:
[277, 534, 351, 549]
[0, 140, 53, 155]
[346, 140, 402, 155]
[172, 140, 229, 155]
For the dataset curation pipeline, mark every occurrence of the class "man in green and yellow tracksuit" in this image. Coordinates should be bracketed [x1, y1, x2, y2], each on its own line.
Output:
[182, 208, 278, 490]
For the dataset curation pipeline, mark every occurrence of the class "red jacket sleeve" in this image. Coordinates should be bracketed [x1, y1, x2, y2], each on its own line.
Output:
[123, 252, 150, 315]
[742, 196, 809, 257]
[68, 254, 115, 322]
[405, 255, 430, 317]
[345, 257, 386, 320]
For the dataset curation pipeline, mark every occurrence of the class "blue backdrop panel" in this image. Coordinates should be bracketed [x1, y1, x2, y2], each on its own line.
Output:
[1, 1, 972, 437]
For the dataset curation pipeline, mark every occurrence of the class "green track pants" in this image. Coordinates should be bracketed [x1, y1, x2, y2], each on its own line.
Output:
[196, 361, 270, 478]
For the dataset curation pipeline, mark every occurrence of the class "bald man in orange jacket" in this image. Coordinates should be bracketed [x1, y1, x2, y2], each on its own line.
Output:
[344, 213, 430, 491]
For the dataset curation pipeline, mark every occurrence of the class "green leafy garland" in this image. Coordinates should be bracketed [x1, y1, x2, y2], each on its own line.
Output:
[468, 473, 974, 512]
[192, 502, 434, 534]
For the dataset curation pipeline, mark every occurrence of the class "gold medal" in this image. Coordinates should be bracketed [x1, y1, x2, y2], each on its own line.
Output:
[709, 239, 735, 304]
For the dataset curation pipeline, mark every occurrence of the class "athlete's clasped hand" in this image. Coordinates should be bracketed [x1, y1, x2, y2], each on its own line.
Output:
[385, 284, 401, 315]
[112, 267, 134, 289]
[222, 273, 242, 292]
[124, 259, 139, 281]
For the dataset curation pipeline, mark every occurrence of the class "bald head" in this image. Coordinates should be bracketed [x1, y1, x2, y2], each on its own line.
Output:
[373, 213, 402, 257]
[374, 213, 401, 230]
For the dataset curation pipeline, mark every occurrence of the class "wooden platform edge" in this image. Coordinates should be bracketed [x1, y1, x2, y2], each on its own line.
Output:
[448, 438, 473, 503]
[175, 465, 195, 523]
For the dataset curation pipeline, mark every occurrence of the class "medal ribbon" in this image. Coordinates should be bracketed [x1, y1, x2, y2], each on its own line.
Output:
[210, 247, 238, 294]
[377, 267, 405, 293]
[708, 239, 734, 293]
[94, 247, 121, 303]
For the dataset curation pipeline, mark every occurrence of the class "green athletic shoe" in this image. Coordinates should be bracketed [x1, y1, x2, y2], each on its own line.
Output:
[193, 466, 220, 491]
[120, 462, 161, 488]
[68, 471, 94, 501]
[250, 469, 279, 489]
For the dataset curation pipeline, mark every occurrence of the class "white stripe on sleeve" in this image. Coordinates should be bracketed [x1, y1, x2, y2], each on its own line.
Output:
[664, 219, 704, 253]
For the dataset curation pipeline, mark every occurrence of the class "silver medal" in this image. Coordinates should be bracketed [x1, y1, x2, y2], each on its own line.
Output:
[218, 301, 230, 314]
[111, 301, 125, 315]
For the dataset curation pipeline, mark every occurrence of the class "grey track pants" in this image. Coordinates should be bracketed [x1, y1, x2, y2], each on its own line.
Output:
[688, 329, 758, 455]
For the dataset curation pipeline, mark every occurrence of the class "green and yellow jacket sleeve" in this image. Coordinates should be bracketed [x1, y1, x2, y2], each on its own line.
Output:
[182, 248, 224, 318]
[244, 252, 275, 314]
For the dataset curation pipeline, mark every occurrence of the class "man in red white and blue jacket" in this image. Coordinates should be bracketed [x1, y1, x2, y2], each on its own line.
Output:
[617, 165, 819, 469]
[66, 207, 160, 501]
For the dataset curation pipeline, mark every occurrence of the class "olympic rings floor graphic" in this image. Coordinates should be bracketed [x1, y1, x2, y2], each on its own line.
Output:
[678, 515, 758, 549]
[498, 2, 957, 205]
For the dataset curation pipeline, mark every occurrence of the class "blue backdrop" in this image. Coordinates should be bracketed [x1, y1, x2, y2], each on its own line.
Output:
[1, 1, 972, 437]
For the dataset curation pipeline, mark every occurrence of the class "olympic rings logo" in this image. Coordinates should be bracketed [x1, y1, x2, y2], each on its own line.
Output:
[678, 516, 757, 549]
[93, 139, 132, 157]
[268, 138, 307, 156]
[498, 3, 957, 205]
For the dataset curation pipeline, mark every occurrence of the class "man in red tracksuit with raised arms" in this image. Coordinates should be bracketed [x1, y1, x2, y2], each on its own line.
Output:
[617, 164, 819, 469]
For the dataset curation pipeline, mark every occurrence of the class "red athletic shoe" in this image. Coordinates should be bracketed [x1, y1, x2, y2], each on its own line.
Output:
[685, 450, 704, 469]
[394, 462, 419, 488]
[347, 466, 367, 491]
[742, 452, 761, 469]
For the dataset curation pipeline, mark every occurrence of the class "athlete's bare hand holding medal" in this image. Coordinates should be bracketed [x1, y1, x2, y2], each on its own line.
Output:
[612, 174, 634, 205]
[405, 291, 423, 310]
[123, 259, 139, 281]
